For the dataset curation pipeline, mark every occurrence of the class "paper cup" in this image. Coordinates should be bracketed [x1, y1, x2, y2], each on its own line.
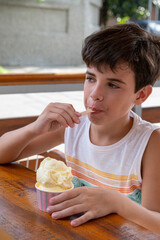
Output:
[35, 183, 74, 212]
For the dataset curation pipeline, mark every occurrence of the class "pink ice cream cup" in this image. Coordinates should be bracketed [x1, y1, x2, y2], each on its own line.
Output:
[35, 183, 74, 212]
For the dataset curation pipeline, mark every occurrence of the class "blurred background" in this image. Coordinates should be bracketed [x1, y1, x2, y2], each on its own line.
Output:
[0, 0, 160, 71]
[0, 0, 159, 154]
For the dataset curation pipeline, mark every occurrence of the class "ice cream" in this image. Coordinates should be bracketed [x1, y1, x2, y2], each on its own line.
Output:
[36, 157, 73, 191]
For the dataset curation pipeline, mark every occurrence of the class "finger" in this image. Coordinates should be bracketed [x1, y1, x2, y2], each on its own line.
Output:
[49, 188, 80, 205]
[63, 104, 80, 124]
[52, 103, 80, 125]
[47, 196, 79, 214]
[45, 112, 69, 128]
[50, 204, 84, 220]
[75, 112, 81, 117]
[48, 107, 75, 128]
[71, 211, 93, 227]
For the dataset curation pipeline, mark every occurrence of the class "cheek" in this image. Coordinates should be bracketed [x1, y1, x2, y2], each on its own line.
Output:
[107, 91, 135, 110]
[115, 94, 135, 112]
[83, 85, 91, 105]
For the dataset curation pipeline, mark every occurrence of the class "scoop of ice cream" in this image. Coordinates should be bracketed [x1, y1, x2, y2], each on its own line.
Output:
[36, 157, 73, 191]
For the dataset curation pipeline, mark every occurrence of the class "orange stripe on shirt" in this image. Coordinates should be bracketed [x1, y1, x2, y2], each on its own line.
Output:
[67, 161, 141, 189]
[66, 155, 138, 181]
[72, 169, 141, 194]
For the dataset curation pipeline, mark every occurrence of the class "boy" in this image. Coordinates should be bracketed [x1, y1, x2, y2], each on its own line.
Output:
[0, 23, 160, 234]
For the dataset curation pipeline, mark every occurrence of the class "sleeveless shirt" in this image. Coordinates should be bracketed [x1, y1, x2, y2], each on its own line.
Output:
[64, 111, 160, 203]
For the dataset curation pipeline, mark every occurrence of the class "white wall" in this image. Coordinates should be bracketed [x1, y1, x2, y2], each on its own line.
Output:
[0, 0, 102, 67]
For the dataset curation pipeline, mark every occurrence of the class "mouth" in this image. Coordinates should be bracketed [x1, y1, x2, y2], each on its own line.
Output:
[89, 107, 103, 114]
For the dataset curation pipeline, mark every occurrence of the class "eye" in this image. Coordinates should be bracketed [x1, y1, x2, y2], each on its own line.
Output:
[108, 82, 119, 89]
[85, 76, 95, 83]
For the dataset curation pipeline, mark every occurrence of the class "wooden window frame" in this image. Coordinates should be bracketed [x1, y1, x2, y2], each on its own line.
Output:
[0, 73, 85, 86]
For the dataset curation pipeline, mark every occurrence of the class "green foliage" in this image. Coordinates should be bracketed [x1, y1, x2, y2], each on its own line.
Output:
[107, 0, 149, 22]
[0, 66, 11, 74]
[117, 16, 130, 24]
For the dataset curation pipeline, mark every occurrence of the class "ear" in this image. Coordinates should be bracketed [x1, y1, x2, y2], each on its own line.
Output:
[134, 85, 152, 106]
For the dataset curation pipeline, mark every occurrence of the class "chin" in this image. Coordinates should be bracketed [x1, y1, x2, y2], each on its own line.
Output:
[88, 115, 105, 125]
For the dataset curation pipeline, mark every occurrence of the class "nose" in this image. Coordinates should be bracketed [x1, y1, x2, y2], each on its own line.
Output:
[90, 83, 104, 101]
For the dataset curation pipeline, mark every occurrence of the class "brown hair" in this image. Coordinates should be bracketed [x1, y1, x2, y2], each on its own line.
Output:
[82, 23, 160, 92]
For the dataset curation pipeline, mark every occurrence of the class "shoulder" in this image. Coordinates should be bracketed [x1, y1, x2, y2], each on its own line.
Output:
[131, 112, 160, 146]
[152, 127, 160, 136]
[132, 111, 158, 129]
[146, 128, 160, 149]
[141, 128, 160, 210]
[142, 128, 160, 168]
[141, 127, 160, 184]
[129, 112, 159, 148]
[146, 128, 160, 161]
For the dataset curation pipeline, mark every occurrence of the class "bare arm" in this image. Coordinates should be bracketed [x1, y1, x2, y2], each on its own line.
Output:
[116, 192, 160, 234]
[46, 129, 160, 234]
[0, 124, 65, 163]
[117, 128, 160, 234]
[0, 102, 81, 164]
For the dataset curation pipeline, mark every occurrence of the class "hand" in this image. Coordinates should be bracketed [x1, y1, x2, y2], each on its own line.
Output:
[47, 186, 119, 227]
[32, 102, 81, 134]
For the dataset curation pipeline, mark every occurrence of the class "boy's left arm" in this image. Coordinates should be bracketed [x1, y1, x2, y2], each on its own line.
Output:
[141, 128, 160, 212]
[118, 128, 160, 234]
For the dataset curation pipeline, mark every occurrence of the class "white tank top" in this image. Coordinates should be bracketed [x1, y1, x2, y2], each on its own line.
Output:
[65, 111, 160, 196]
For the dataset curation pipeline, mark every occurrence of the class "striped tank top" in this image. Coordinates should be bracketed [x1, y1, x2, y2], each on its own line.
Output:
[64, 111, 159, 202]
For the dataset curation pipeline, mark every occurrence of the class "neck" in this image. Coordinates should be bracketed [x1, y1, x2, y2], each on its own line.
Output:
[89, 114, 133, 146]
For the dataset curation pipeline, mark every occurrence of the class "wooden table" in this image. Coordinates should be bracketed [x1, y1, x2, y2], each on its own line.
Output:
[0, 163, 159, 240]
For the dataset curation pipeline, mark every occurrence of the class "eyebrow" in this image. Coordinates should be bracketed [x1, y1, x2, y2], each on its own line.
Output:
[85, 71, 126, 85]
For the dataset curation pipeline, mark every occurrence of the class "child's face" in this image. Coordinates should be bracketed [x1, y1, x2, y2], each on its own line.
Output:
[84, 63, 138, 126]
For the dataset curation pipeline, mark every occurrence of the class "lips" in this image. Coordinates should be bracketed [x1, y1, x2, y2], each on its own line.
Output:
[89, 107, 103, 113]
